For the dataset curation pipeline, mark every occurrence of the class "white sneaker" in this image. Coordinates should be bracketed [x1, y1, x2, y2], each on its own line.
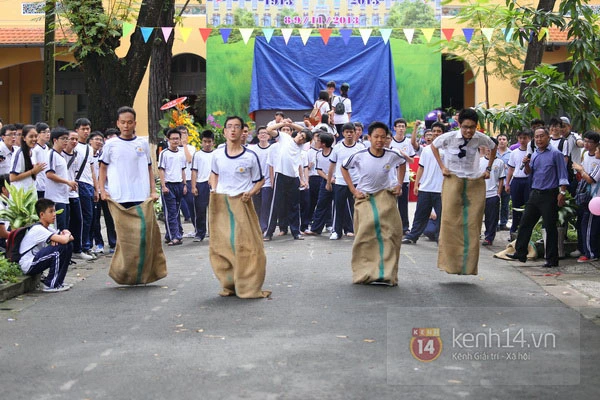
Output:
[42, 284, 70, 293]
[329, 232, 339, 240]
[327, 226, 333, 233]
[183, 231, 196, 238]
[72, 252, 94, 261]
[92, 245, 104, 254]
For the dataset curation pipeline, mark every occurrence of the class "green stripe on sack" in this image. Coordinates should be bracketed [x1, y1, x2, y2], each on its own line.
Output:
[369, 196, 385, 280]
[225, 197, 236, 255]
[135, 205, 147, 285]
[461, 181, 469, 275]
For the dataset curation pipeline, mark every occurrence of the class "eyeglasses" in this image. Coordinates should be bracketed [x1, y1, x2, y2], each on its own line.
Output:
[226, 125, 242, 129]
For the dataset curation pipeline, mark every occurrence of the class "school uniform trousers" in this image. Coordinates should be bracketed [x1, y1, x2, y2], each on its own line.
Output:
[307, 179, 332, 234]
[404, 190, 442, 242]
[509, 177, 530, 234]
[25, 243, 73, 289]
[162, 182, 185, 242]
[333, 184, 354, 236]
[192, 181, 210, 240]
[266, 173, 301, 237]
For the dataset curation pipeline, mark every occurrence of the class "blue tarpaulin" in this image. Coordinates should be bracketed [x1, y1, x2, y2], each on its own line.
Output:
[249, 36, 402, 129]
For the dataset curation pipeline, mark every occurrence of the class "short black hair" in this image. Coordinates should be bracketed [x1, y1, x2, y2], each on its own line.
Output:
[431, 121, 446, 132]
[0, 124, 15, 136]
[224, 115, 244, 128]
[35, 198, 55, 216]
[89, 131, 104, 141]
[292, 129, 313, 143]
[368, 121, 390, 136]
[326, 81, 336, 88]
[497, 133, 508, 140]
[393, 118, 407, 127]
[275, 111, 284, 117]
[342, 122, 355, 132]
[201, 130, 215, 140]
[0, 173, 9, 188]
[104, 128, 120, 138]
[117, 106, 136, 120]
[166, 128, 181, 138]
[35, 122, 50, 133]
[516, 129, 532, 138]
[584, 131, 600, 144]
[458, 108, 478, 125]
[50, 127, 69, 142]
[74, 118, 91, 129]
[353, 122, 364, 129]
[549, 117, 563, 128]
[319, 132, 334, 148]
[530, 119, 544, 128]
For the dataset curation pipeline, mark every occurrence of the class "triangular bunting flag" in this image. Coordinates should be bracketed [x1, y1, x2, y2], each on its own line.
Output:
[299, 28, 312, 45]
[122, 21, 135, 37]
[503, 28, 514, 42]
[140, 27, 153, 43]
[220, 28, 232, 43]
[482, 28, 495, 42]
[380, 28, 392, 44]
[160, 27, 173, 41]
[199, 28, 212, 43]
[179, 27, 192, 43]
[340, 29, 352, 45]
[281, 28, 293, 44]
[421, 28, 435, 43]
[442, 28, 454, 42]
[403, 28, 414, 44]
[239, 28, 253, 44]
[263, 28, 274, 43]
[359, 28, 372, 45]
[462, 28, 474, 44]
[319, 28, 332, 45]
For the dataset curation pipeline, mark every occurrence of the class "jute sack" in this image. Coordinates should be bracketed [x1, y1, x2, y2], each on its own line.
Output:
[438, 174, 485, 275]
[208, 193, 270, 298]
[107, 199, 167, 285]
[351, 190, 402, 285]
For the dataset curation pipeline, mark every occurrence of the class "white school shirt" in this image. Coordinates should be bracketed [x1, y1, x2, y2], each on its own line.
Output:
[273, 132, 303, 178]
[249, 144, 272, 187]
[32, 143, 50, 192]
[191, 149, 214, 184]
[62, 151, 80, 199]
[211, 146, 262, 196]
[343, 148, 405, 194]
[307, 147, 320, 177]
[158, 148, 186, 183]
[480, 157, 506, 198]
[74, 142, 94, 185]
[331, 96, 352, 125]
[549, 137, 569, 157]
[45, 150, 70, 203]
[417, 145, 444, 193]
[0, 141, 13, 175]
[10, 148, 37, 194]
[389, 136, 416, 183]
[19, 223, 56, 273]
[433, 130, 496, 179]
[99, 136, 152, 203]
[506, 147, 531, 179]
[582, 151, 600, 196]
[330, 141, 365, 186]
[315, 148, 332, 176]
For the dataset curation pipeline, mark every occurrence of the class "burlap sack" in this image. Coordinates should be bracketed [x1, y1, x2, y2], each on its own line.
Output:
[209, 193, 270, 298]
[438, 175, 486, 275]
[493, 240, 538, 261]
[107, 199, 167, 285]
[351, 190, 402, 285]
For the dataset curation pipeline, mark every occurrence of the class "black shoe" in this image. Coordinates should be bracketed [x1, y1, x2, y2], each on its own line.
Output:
[402, 238, 415, 244]
[293, 235, 305, 240]
[506, 253, 527, 263]
[542, 262, 558, 268]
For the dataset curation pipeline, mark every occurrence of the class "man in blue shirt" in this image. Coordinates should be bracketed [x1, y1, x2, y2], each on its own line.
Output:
[508, 127, 569, 267]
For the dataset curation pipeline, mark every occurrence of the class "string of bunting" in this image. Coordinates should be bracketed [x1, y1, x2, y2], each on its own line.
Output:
[122, 21, 548, 45]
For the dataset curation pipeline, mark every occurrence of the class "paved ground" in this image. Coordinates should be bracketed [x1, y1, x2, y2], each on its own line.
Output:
[1, 215, 600, 399]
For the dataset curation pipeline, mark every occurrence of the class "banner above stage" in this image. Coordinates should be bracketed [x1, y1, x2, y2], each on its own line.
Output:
[249, 36, 402, 128]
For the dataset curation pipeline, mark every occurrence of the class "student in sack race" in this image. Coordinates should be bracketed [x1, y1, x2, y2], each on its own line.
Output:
[571, 131, 600, 262]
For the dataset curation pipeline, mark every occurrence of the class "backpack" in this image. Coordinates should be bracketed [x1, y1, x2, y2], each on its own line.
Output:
[309, 100, 325, 126]
[334, 96, 346, 115]
[6, 225, 35, 263]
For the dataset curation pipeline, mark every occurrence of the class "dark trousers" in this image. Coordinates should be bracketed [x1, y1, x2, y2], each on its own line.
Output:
[396, 182, 410, 232]
[99, 199, 117, 248]
[252, 186, 273, 233]
[91, 201, 104, 247]
[333, 184, 354, 236]
[162, 182, 184, 242]
[509, 177, 531, 234]
[309, 180, 333, 234]
[182, 180, 195, 221]
[515, 188, 559, 263]
[299, 188, 311, 231]
[69, 197, 83, 254]
[266, 173, 301, 237]
[55, 202, 69, 232]
[484, 196, 500, 243]
[308, 175, 322, 226]
[405, 191, 442, 242]
[77, 181, 94, 252]
[578, 210, 600, 259]
[25, 243, 73, 289]
[499, 188, 510, 227]
[193, 181, 210, 240]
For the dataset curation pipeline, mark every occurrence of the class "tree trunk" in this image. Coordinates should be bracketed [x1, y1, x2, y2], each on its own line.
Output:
[517, 0, 557, 104]
[68, 0, 165, 131]
[42, 1, 55, 125]
[148, 1, 175, 145]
